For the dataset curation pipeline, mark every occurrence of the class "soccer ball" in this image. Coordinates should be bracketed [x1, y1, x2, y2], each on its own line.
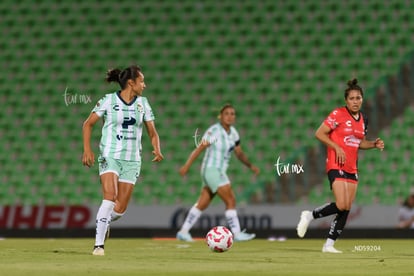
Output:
[205, 226, 233, 252]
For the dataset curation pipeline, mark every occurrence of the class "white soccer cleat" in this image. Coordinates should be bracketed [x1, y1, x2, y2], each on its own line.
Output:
[92, 246, 105, 256]
[234, 229, 256, 242]
[176, 231, 194, 242]
[296, 210, 313, 238]
[322, 244, 343, 253]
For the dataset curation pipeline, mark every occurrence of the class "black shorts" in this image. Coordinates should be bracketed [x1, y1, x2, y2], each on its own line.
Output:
[327, 169, 358, 189]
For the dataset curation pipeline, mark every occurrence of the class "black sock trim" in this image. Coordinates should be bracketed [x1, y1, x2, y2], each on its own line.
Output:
[312, 202, 340, 218]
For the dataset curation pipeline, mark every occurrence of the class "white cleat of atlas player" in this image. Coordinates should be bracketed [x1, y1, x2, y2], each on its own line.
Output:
[322, 244, 343, 253]
[296, 210, 314, 238]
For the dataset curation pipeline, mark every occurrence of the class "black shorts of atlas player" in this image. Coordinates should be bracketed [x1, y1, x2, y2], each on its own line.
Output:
[327, 169, 358, 190]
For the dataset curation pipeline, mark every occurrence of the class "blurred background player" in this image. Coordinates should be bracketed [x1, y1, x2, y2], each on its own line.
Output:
[82, 65, 164, 256]
[176, 104, 260, 242]
[397, 187, 414, 229]
[296, 79, 385, 253]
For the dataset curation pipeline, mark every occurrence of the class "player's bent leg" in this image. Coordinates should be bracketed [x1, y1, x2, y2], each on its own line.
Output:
[217, 185, 255, 241]
[116, 182, 135, 213]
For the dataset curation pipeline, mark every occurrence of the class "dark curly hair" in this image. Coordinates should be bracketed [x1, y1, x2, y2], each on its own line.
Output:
[344, 78, 364, 99]
[105, 65, 142, 89]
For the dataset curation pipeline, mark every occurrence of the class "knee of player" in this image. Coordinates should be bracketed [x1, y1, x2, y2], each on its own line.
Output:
[115, 204, 128, 214]
[335, 202, 351, 211]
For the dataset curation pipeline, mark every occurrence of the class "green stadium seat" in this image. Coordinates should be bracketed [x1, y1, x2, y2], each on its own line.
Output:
[1, 0, 414, 206]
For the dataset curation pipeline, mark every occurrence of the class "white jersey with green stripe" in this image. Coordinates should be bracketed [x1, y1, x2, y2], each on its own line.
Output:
[201, 123, 240, 172]
[92, 91, 155, 161]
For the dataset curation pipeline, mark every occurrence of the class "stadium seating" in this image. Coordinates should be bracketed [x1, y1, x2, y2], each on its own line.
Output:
[0, 0, 413, 206]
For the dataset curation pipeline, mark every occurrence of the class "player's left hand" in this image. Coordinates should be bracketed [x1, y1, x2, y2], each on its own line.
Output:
[374, 138, 385, 151]
[152, 150, 164, 162]
[250, 165, 260, 175]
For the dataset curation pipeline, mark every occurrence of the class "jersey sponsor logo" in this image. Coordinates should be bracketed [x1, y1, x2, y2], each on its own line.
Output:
[343, 135, 361, 148]
[122, 117, 136, 129]
[116, 134, 137, 141]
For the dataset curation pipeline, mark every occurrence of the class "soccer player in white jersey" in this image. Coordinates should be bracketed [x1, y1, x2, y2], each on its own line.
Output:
[82, 65, 163, 256]
[176, 104, 260, 242]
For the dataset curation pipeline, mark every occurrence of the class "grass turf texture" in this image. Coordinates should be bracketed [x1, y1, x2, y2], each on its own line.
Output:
[0, 238, 412, 275]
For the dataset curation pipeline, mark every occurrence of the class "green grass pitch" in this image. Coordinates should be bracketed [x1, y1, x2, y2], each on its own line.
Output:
[0, 238, 412, 275]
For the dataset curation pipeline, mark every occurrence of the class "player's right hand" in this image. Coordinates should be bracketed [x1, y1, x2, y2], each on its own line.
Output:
[334, 146, 345, 166]
[82, 151, 95, 167]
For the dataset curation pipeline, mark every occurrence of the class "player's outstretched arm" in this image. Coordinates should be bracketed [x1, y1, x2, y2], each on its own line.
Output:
[359, 137, 385, 151]
[179, 142, 209, 176]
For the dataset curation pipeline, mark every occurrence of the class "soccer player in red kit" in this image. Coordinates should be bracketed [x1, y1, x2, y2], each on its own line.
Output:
[296, 79, 385, 253]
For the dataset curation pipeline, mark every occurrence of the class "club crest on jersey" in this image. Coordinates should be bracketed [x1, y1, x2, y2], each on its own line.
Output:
[137, 103, 144, 113]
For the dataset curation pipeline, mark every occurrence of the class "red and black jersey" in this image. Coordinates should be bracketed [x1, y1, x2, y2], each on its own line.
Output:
[323, 106, 367, 174]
